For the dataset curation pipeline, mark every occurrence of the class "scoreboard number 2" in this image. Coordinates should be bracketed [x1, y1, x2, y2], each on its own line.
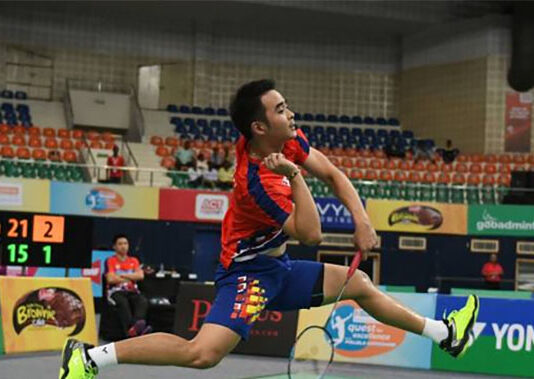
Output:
[32, 215, 65, 243]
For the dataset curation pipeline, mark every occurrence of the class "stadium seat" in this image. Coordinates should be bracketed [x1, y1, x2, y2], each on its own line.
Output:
[203, 107, 215, 115]
[32, 148, 46, 160]
[179, 105, 191, 114]
[72, 129, 84, 139]
[15, 147, 30, 159]
[315, 114, 326, 122]
[150, 136, 164, 146]
[216, 108, 228, 116]
[63, 150, 77, 163]
[363, 116, 375, 125]
[59, 139, 74, 150]
[15, 91, 27, 100]
[339, 115, 350, 124]
[388, 118, 400, 126]
[43, 128, 56, 137]
[89, 141, 103, 149]
[303, 113, 314, 121]
[376, 117, 387, 126]
[327, 115, 338, 123]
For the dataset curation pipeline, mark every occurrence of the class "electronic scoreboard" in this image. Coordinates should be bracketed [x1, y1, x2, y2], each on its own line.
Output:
[0, 212, 93, 268]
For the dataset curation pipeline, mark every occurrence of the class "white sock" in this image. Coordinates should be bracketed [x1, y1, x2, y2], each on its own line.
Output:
[422, 318, 449, 344]
[87, 343, 118, 369]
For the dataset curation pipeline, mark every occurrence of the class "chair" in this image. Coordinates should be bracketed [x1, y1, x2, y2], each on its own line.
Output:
[166, 104, 178, 113]
[150, 136, 164, 146]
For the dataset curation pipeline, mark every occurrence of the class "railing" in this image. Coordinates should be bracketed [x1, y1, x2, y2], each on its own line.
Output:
[66, 79, 133, 95]
[128, 89, 145, 143]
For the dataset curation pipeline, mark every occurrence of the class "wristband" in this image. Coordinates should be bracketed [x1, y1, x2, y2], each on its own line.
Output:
[286, 170, 300, 181]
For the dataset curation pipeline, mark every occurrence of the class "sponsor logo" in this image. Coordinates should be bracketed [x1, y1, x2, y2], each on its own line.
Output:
[476, 209, 534, 232]
[13, 287, 86, 336]
[81, 260, 102, 285]
[316, 199, 353, 227]
[0, 183, 22, 206]
[326, 301, 405, 358]
[388, 205, 442, 230]
[474, 322, 534, 352]
[195, 194, 229, 221]
[85, 187, 124, 213]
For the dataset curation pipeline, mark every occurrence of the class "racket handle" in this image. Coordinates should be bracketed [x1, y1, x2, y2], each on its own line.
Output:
[347, 251, 362, 279]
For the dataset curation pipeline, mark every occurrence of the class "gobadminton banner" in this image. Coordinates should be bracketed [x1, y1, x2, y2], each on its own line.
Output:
[296, 293, 436, 369]
[366, 200, 467, 235]
[468, 204, 534, 237]
[505, 92, 532, 153]
[50, 182, 159, 219]
[432, 295, 534, 378]
[0, 178, 50, 212]
[0, 277, 97, 354]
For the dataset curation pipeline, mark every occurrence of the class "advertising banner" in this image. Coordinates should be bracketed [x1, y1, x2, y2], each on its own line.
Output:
[159, 189, 231, 223]
[505, 92, 532, 153]
[315, 197, 360, 231]
[468, 204, 534, 236]
[173, 282, 298, 357]
[69, 250, 115, 298]
[50, 182, 158, 219]
[0, 178, 49, 212]
[296, 293, 436, 369]
[432, 295, 534, 377]
[366, 199, 467, 235]
[0, 277, 97, 353]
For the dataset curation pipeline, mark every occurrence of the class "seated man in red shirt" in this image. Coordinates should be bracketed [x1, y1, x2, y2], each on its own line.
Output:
[481, 253, 504, 290]
[107, 145, 125, 184]
[105, 234, 151, 338]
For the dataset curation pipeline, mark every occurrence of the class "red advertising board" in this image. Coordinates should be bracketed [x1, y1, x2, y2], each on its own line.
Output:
[505, 92, 532, 153]
[159, 189, 231, 223]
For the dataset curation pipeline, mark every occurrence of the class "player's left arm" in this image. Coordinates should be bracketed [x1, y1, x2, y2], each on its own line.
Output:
[302, 147, 378, 254]
[118, 259, 145, 281]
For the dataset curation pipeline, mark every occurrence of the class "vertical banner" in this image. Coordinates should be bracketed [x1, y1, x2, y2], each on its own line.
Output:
[296, 293, 436, 369]
[505, 92, 532, 153]
[0, 277, 97, 353]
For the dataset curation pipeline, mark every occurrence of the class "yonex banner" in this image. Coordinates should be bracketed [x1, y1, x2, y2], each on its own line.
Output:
[432, 295, 534, 377]
[296, 292, 436, 369]
[468, 204, 534, 236]
[315, 197, 361, 231]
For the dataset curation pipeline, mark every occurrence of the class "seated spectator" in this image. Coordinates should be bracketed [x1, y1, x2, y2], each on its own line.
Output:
[217, 160, 234, 190]
[107, 145, 125, 184]
[196, 153, 208, 172]
[441, 140, 459, 164]
[105, 234, 152, 338]
[209, 147, 225, 169]
[413, 139, 436, 163]
[187, 161, 203, 188]
[384, 136, 405, 160]
[203, 162, 219, 189]
[223, 146, 235, 166]
[174, 140, 195, 170]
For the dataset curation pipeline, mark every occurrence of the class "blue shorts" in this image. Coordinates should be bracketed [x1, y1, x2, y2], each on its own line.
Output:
[204, 253, 324, 340]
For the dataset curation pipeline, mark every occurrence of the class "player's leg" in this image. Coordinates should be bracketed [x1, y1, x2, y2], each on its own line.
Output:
[109, 291, 134, 336]
[322, 263, 479, 358]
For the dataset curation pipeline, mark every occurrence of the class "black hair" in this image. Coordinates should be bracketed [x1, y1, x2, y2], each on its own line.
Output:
[229, 79, 275, 140]
[112, 233, 129, 245]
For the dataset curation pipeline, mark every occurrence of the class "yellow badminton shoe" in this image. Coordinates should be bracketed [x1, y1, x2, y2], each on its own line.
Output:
[59, 338, 99, 379]
[439, 294, 480, 358]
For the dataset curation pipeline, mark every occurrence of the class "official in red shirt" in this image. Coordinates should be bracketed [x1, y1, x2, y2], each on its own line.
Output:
[482, 253, 504, 290]
[105, 234, 151, 338]
[107, 145, 125, 184]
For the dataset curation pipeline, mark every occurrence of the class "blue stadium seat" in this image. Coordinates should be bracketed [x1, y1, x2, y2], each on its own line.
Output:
[327, 115, 338, 123]
[315, 114, 326, 122]
[402, 130, 414, 139]
[1, 103, 13, 112]
[170, 116, 182, 126]
[339, 115, 350, 124]
[192, 106, 203, 115]
[376, 117, 387, 125]
[179, 105, 191, 114]
[201, 126, 212, 136]
[230, 128, 240, 138]
[16, 104, 29, 114]
[350, 128, 362, 137]
[217, 108, 228, 116]
[208, 134, 218, 142]
[351, 116, 363, 124]
[21, 120, 32, 127]
[184, 118, 195, 127]
[294, 112, 302, 121]
[388, 117, 400, 126]
[326, 126, 337, 136]
[180, 133, 189, 140]
[204, 107, 215, 115]
[363, 116, 375, 125]
[339, 127, 349, 136]
[300, 125, 311, 136]
[313, 126, 325, 136]
[1, 90, 13, 99]
[303, 113, 314, 121]
[216, 128, 227, 137]
[389, 130, 401, 139]
[18, 114, 31, 122]
[14, 91, 27, 100]
[377, 129, 388, 138]
[196, 119, 208, 128]
[223, 120, 233, 130]
[174, 124, 186, 134]
[210, 119, 221, 128]
[364, 128, 376, 138]
[167, 104, 178, 113]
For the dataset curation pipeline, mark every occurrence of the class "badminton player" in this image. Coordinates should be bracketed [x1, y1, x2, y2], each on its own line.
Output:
[59, 79, 479, 378]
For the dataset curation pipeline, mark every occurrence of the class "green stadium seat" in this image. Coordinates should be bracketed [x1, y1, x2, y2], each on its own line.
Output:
[451, 185, 465, 204]
[436, 184, 450, 203]
[419, 184, 434, 202]
[390, 182, 404, 200]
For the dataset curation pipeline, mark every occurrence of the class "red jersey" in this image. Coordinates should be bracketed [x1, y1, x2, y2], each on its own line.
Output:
[106, 255, 140, 296]
[107, 155, 125, 177]
[482, 262, 504, 283]
[220, 129, 310, 268]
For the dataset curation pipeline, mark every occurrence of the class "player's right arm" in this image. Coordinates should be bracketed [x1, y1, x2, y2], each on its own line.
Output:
[105, 259, 127, 285]
[263, 153, 322, 245]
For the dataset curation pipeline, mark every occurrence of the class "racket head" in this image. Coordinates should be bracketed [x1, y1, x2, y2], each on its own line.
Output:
[288, 325, 334, 379]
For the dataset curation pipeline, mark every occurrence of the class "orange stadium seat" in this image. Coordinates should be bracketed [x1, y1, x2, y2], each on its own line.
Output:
[87, 131, 100, 141]
[484, 154, 497, 164]
[452, 173, 466, 185]
[426, 162, 439, 172]
[440, 163, 453, 173]
[89, 140, 103, 149]
[384, 159, 398, 170]
[1, 146, 14, 158]
[101, 132, 114, 143]
[379, 170, 393, 182]
[437, 172, 451, 184]
[318, 147, 330, 156]
[513, 155, 526, 165]
[28, 137, 42, 148]
[345, 148, 358, 158]
[72, 129, 84, 139]
[398, 160, 411, 171]
[484, 164, 497, 175]
[370, 159, 383, 170]
[165, 136, 179, 147]
[161, 156, 175, 169]
[43, 128, 56, 137]
[412, 161, 425, 171]
[13, 125, 25, 135]
[454, 163, 468, 173]
[365, 170, 378, 181]
[361, 149, 373, 158]
[355, 158, 367, 169]
[342, 157, 354, 169]
[470, 154, 483, 163]
[63, 150, 78, 162]
[104, 142, 115, 150]
[57, 129, 71, 139]
[60, 139, 74, 150]
[332, 147, 344, 156]
[27, 127, 40, 136]
[12, 135, 26, 146]
[482, 175, 495, 186]
[0, 125, 9, 134]
[408, 171, 421, 182]
[467, 174, 481, 186]
[48, 150, 62, 162]
[498, 173, 511, 186]
[150, 136, 163, 146]
[16, 147, 30, 159]
[0, 134, 9, 145]
[498, 164, 511, 174]
[373, 150, 385, 159]
[513, 164, 526, 171]
[44, 138, 58, 149]
[32, 148, 47, 161]
[423, 172, 436, 183]
[350, 169, 363, 180]
[498, 154, 511, 164]
[394, 171, 407, 182]
[75, 140, 88, 150]
[469, 163, 482, 174]
[156, 146, 170, 157]
[456, 155, 468, 163]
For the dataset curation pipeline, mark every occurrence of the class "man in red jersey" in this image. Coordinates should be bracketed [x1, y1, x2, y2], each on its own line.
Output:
[481, 253, 504, 290]
[60, 80, 479, 378]
[105, 234, 151, 338]
[107, 145, 125, 184]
